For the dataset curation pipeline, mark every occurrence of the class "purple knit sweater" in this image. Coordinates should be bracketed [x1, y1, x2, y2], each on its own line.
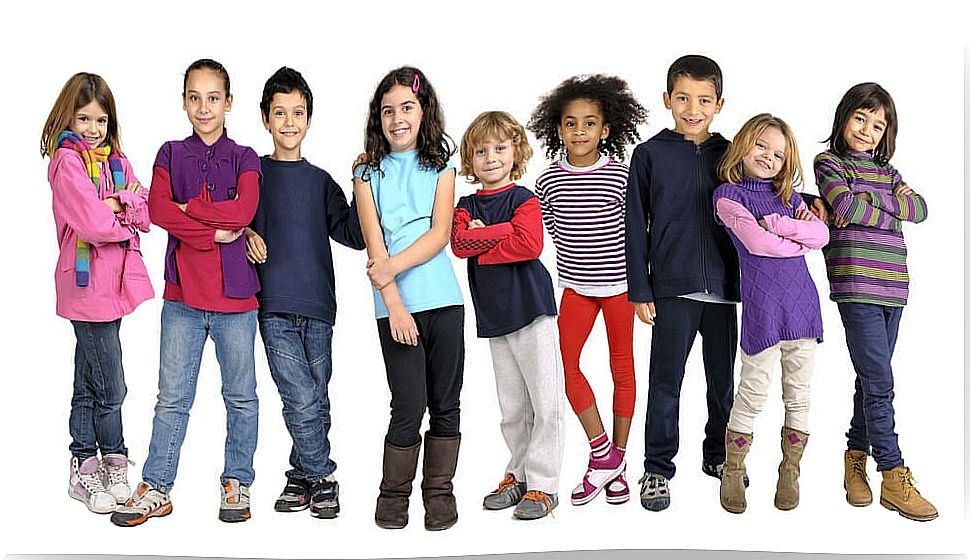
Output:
[713, 178, 825, 355]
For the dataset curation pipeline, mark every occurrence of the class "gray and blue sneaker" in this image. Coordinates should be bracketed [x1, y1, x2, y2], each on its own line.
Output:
[309, 476, 340, 519]
[639, 472, 670, 511]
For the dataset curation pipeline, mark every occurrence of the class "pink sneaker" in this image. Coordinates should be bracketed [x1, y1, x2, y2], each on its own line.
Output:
[605, 468, 630, 504]
[571, 453, 626, 506]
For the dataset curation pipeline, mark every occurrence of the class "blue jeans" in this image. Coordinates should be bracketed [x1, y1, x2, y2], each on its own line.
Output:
[259, 312, 336, 481]
[70, 319, 128, 459]
[141, 301, 258, 492]
[838, 302, 904, 471]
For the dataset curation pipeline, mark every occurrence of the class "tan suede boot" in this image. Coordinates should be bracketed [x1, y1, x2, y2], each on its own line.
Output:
[880, 466, 938, 521]
[720, 430, 752, 514]
[774, 427, 808, 510]
[844, 450, 872, 506]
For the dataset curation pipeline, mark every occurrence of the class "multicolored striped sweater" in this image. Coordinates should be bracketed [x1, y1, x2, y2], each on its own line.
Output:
[813, 150, 928, 306]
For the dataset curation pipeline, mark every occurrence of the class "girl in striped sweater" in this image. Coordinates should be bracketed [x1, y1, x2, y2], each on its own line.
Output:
[814, 83, 936, 521]
[528, 75, 647, 506]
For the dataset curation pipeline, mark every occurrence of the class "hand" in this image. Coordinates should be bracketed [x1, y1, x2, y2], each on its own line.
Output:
[102, 198, 123, 213]
[214, 228, 244, 244]
[757, 218, 768, 229]
[246, 230, 267, 264]
[893, 182, 914, 196]
[809, 197, 829, 223]
[352, 152, 367, 175]
[467, 219, 486, 230]
[388, 305, 419, 346]
[833, 214, 850, 228]
[175, 202, 188, 212]
[366, 256, 396, 290]
[124, 182, 144, 195]
[794, 208, 814, 221]
[635, 302, 656, 326]
[854, 192, 872, 203]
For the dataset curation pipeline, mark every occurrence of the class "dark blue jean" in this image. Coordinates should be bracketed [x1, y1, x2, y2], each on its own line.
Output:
[643, 297, 737, 479]
[70, 319, 128, 459]
[838, 302, 904, 471]
[259, 312, 337, 481]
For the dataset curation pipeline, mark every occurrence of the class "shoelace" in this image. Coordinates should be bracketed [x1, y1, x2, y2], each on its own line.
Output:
[103, 457, 133, 487]
[78, 466, 108, 492]
[491, 473, 517, 494]
[848, 456, 869, 481]
[897, 469, 919, 499]
[522, 490, 555, 517]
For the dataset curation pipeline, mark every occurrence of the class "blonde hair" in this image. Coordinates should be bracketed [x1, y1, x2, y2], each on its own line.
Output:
[718, 113, 802, 207]
[41, 72, 122, 158]
[460, 111, 533, 184]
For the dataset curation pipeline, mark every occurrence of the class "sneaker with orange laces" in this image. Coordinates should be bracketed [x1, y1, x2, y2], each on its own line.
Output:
[219, 478, 251, 523]
[512, 490, 558, 520]
[110, 482, 172, 527]
[483, 473, 526, 510]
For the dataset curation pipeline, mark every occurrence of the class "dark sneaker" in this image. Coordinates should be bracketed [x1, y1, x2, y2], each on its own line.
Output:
[483, 473, 526, 510]
[512, 491, 558, 520]
[110, 482, 172, 527]
[703, 461, 749, 487]
[309, 476, 340, 519]
[219, 478, 251, 523]
[639, 472, 670, 511]
[274, 477, 311, 512]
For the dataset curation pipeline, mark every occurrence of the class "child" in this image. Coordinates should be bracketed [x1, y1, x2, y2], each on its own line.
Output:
[712, 114, 828, 513]
[624, 54, 740, 511]
[452, 111, 565, 520]
[245, 67, 365, 519]
[529, 75, 647, 506]
[353, 66, 465, 531]
[815, 83, 935, 521]
[41, 72, 153, 514]
[111, 59, 262, 527]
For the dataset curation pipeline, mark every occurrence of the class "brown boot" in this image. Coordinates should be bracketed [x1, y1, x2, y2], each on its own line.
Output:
[844, 450, 872, 506]
[880, 466, 938, 521]
[720, 429, 752, 514]
[375, 439, 421, 529]
[774, 427, 808, 510]
[421, 433, 461, 531]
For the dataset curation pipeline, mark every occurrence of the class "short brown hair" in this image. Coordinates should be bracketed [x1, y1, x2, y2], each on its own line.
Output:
[460, 111, 533, 184]
[718, 113, 803, 207]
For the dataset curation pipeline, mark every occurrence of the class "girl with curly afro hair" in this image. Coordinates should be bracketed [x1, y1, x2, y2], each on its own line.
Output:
[529, 75, 646, 508]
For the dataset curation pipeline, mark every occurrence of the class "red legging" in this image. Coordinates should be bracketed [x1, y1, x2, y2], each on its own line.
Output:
[558, 288, 636, 418]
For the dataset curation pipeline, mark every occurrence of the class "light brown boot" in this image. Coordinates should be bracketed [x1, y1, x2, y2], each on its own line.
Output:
[719, 429, 752, 514]
[774, 427, 808, 510]
[844, 450, 872, 506]
[880, 466, 938, 521]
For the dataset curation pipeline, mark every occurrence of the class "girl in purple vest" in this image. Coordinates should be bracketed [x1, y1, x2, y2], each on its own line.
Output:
[112, 59, 262, 527]
[41, 72, 154, 514]
[711, 114, 828, 514]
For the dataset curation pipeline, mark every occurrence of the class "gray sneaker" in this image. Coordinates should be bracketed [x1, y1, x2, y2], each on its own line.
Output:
[512, 491, 558, 520]
[639, 472, 670, 511]
[219, 478, 251, 523]
[483, 473, 526, 510]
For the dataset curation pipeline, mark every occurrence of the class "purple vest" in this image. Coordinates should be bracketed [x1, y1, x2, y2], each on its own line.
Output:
[154, 132, 261, 298]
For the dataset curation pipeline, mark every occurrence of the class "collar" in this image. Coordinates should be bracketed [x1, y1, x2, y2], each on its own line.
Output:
[558, 155, 611, 173]
[476, 183, 517, 196]
[739, 177, 775, 192]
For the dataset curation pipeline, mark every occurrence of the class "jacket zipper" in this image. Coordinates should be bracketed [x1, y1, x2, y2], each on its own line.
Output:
[696, 142, 709, 294]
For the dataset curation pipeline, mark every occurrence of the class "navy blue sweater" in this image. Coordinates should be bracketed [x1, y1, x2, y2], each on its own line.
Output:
[251, 157, 365, 324]
[625, 129, 740, 303]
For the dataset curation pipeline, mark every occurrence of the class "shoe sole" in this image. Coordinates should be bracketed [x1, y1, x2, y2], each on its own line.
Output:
[69, 488, 116, 514]
[275, 500, 310, 512]
[641, 497, 670, 511]
[219, 511, 251, 523]
[879, 497, 938, 521]
[110, 501, 173, 527]
[375, 520, 407, 529]
[571, 464, 625, 506]
[720, 501, 745, 514]
[606, 493, 630, 505]
[310, 505, 340, 519]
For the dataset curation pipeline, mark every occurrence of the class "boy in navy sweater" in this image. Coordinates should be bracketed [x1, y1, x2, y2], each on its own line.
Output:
[245, 67, 365, 519]
[625, 55, 740, 511]
[450, 111, 564, 521]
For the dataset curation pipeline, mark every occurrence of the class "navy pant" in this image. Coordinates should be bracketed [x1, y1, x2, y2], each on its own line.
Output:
[377, 305, 464, 448]
[643, 297, 737, 479]
[70, 319, 128, 460]
[838, 302, 904, 471]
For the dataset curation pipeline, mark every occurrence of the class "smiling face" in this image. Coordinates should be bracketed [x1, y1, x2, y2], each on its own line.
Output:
[842, 106, 887, 153]
[741, 126, 787, 180]
[70, 100, 109, 147]
[380, 84, 423, 153]
[557, 98, 610, 167]
[263, 91, 309, 161]
[471, 136, 515, 190]
[183, 68, 232, 145]
[663, 76, 724, 143]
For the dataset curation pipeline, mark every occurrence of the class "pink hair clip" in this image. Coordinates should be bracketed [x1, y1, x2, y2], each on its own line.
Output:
[411, 74, 420, 93]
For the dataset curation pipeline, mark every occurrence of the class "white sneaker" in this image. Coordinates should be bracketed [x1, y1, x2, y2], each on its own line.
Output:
[69, 456, 116, 513]
[101, 453, 132, 504]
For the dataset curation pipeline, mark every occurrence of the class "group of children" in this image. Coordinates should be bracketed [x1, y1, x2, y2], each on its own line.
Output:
[41, 54, 937, 530]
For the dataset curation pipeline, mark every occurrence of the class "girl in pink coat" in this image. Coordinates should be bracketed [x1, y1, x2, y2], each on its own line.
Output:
[41, 72, 154, 515]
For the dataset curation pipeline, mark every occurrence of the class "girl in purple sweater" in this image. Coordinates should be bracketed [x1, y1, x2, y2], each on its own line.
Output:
[711, 114, 829, 514]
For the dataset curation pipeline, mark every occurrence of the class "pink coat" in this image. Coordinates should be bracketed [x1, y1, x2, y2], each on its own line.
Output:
[49, 148, 154, 321]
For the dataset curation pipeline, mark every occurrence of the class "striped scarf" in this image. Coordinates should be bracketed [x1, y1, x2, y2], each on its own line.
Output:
[57, 130, 128, 287]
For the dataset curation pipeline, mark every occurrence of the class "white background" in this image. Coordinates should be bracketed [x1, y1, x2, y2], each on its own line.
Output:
[0, 0, 965, 558]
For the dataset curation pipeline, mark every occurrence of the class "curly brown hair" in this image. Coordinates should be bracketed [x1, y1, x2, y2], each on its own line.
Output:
[528, 74, 647, 161]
